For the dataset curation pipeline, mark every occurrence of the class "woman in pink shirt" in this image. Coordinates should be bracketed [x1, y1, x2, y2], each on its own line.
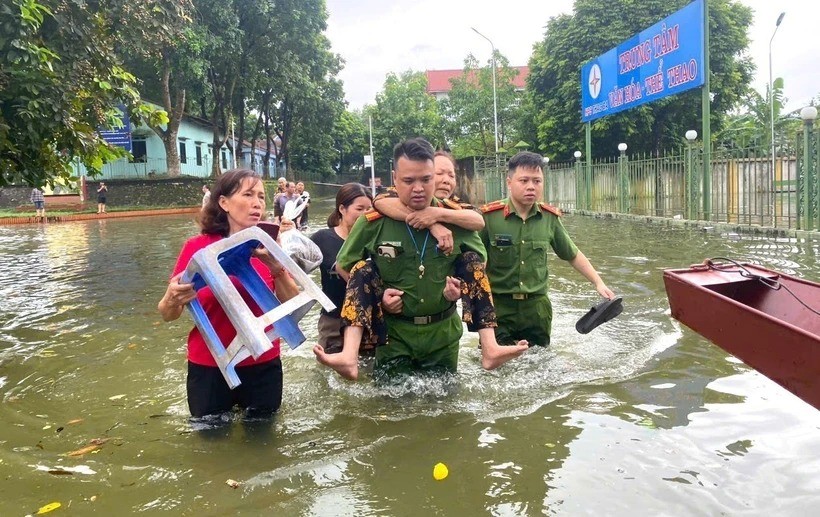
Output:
[158, 169, 299, 420]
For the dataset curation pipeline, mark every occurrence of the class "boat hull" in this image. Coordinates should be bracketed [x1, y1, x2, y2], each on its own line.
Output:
[664, 262, 820, 410]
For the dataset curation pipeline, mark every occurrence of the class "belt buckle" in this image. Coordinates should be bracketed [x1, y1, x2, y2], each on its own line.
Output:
[413, 316, 430, 325]
[512, 293, 526, 300]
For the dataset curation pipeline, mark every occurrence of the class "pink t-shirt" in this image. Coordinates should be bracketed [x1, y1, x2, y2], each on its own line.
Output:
[171, 233, 281, 367]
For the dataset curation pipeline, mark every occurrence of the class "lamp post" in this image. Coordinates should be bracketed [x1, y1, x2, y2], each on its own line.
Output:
[617, 143, 628, 214]
[769, 12, 786, 216]
[685, 130, 698, 220]
[471, 27, 498, 155]
[800, 106, 817, 230]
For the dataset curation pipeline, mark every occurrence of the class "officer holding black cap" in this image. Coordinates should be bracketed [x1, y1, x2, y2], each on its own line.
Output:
[481, 151, 616, 347]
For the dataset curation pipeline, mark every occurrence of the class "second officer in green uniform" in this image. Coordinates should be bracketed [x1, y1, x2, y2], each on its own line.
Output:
[481, 151, 615, 347]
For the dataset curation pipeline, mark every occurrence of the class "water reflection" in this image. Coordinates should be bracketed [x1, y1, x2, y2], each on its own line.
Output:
[0, 209, 818, 514]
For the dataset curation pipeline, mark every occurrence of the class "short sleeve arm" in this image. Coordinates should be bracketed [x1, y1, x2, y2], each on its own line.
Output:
[335, 217, 377, 272]
[550, 217, 579, 261]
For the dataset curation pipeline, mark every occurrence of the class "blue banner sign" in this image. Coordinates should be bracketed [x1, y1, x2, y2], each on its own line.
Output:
[580, 0, 704, 122]
[99, 105, 133, 152]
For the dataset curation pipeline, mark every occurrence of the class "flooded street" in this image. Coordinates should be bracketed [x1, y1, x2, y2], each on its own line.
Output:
[1, 200, 819, 515]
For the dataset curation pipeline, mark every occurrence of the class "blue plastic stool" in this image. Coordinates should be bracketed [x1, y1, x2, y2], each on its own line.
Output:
[182, 226, 335, 388]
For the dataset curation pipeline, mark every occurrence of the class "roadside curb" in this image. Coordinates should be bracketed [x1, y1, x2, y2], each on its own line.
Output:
[0, 207, 200, 226]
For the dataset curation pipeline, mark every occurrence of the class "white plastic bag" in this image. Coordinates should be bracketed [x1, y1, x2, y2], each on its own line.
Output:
[278, 227, 322, 273]
[283, 192, 310, 222]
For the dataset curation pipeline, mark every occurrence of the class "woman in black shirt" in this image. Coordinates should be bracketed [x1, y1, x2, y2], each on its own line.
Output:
[309, 183, 372, 353]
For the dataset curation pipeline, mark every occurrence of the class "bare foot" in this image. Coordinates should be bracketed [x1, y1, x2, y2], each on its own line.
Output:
[313, 344, 359, 380]
[480, 340, 528, 370]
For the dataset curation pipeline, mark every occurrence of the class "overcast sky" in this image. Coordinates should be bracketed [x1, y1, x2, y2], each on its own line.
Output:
[325, 0, 817, 114]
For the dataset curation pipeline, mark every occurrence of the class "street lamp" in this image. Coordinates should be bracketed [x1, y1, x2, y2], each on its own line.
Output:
[617, 143, 627, 154]
[574, 151, 582, 159]
[769, 12, 785, 179]
[471, 27, 498, 155]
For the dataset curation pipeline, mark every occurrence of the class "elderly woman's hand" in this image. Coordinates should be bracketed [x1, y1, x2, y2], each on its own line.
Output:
[279, 218, 295, 234]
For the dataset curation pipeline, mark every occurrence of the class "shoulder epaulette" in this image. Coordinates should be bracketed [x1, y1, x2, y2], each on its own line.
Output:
[480, 200, 506, 214]
[442, 198, 463, 210]
[364, 209, 383, 222]
[539, 202, 562, 217]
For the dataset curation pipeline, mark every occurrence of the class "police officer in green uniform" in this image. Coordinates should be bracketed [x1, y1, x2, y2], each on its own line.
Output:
[314, 138, 521, 381]
[481, 151, 615, 347]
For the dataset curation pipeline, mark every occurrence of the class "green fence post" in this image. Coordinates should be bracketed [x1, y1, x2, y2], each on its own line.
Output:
[801, 107, 817, 230]
[685, 130, 698, 219]
[574, 151, 583, 210]
[618, 143, 627, 213]
[543, 156, 551, 203]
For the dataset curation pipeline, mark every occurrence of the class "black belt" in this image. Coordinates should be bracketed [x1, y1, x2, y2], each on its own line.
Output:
[498, 293, 544, 300]
[394, 304, 457, 325]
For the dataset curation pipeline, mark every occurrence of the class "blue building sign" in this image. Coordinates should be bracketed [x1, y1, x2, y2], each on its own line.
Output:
[99, 104, 133, 152]
[581, 0, 704, 122]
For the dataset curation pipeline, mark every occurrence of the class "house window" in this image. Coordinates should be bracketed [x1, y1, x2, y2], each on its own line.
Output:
[195, 144, 202, 166]
[179, 141, 187, 164]
[130, 139, 147, 163]
[221, 150, 228, 170]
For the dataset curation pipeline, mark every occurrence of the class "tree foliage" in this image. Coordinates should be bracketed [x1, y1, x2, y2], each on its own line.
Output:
[121, 2, 199, 176]
[527, 0, 754, 160]
[716, 77, 802, 154]
[366, 71, 444, 171]
[0, 0, 178, 186]
[441, 52, 522, 158]
[331, 110, 368, 175]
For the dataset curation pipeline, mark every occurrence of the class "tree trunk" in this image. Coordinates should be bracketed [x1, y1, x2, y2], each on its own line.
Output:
[207, 67, 236, 177]
[148, 59, 185, 177]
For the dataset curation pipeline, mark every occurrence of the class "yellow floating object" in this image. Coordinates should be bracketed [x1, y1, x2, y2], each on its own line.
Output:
[36, 502, 61, 514]
[433, 462, 448, 481]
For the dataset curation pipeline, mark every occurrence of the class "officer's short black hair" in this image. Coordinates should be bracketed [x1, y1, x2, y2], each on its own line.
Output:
[507, 151, 545, 177]
[393, 137, 435, 167]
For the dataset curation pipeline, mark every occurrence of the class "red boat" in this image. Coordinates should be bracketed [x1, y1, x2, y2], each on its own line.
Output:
[663, 260, 820, 410]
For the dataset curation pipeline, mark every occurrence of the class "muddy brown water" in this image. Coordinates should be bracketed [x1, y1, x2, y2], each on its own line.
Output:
[1, 200, 818, 514]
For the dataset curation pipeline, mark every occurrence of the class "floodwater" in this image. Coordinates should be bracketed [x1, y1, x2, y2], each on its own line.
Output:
[1, 199, 819, 515]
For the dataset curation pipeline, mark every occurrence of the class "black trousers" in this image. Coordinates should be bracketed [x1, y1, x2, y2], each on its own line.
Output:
[186, 359, 283, 418]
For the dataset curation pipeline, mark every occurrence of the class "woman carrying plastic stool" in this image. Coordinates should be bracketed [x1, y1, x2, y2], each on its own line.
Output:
[158, 169, 299, 421]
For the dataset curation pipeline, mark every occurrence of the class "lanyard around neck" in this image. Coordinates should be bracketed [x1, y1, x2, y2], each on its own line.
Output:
[405, 223, 431, 278]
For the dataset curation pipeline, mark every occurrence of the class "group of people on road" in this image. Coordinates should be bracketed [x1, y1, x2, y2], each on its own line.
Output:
[272, 177, 311, 230]
[160, 138, 614, 422]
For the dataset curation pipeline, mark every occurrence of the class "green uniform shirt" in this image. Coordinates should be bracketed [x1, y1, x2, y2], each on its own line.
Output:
[481, 198, 578, 296]
[337, 203, 487, 318]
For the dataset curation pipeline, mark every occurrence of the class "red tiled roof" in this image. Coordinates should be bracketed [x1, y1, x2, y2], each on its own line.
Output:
[425, 66, 529, 93]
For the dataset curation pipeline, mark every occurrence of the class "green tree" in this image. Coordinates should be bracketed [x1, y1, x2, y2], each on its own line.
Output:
[120, 1, 199, 177]
[192, 0, 243, 176]
[442, 52, 523, 157]
[0, 0, 173, 186]
[528, 0, 754, 160]
[244, 0, 343, 177]
[716, 77, 802, 154]
[368, 71, 444, 171]
[331, 110, 368, 175]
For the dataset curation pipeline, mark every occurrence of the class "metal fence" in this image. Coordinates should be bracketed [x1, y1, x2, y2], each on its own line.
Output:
[473, 126, 818, 231]
[545, 148, 802, 228]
